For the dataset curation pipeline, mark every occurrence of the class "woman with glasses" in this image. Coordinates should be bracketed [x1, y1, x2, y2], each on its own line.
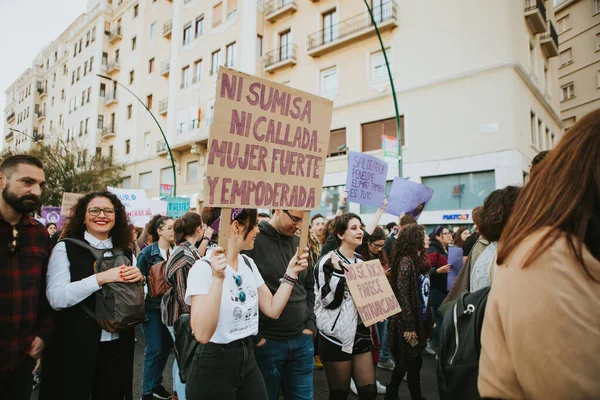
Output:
[427, 225, 452, 349]
[138, 215, 176, 400]
[42, 191, 143, 400]
[184, 208, 308, 399]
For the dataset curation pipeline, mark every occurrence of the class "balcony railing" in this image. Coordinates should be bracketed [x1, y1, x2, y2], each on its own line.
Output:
[161, 60, 170, 77]
[36, 110, 46, 120]
[307, 1, 397, 55]
[265, 0, 297, 22]
[163, 19, 172, 38]
[265, 44, 297, 71]
[108, 26, 123, 43]
[37, 87, 48, 97]
[540, 21, 559, 58]
[33, 133, 44, 142]
[105, 91, 118, 106]
[6, 111, 15, 123]
[159, 98, 168, 115]
[524, 0, 547, 34]
[102, 125, 116, 138]
[107, 59, 121, 74]
[5, 131, 14, 141]
[157, 140, 168, 154]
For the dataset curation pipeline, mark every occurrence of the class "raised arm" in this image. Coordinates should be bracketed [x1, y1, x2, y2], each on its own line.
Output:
[364, 198, 388, 235]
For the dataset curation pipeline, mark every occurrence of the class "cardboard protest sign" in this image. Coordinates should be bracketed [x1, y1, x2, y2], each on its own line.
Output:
[204, 66, 333, 210]
[387, 177, 434, 218]
[107, 187, 152, 227]
[60, 192, 84, 216]
[159, 184, 174, 198]
[447, 246, 464, 291]
[344, 259, 401, 327]
[346, 151, 388, 208]
[165, 197, 191, 218]
[42, 206, 66, 230]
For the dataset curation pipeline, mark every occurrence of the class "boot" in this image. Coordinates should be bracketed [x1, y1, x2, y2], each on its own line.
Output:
[384, 384, 399, 400]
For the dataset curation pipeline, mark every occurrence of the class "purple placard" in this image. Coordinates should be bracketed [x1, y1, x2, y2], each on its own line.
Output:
[386, 177, 434, 218]
[346, 151, 388, 208]
[447, 246, 464, 290]
[41, 206, 66, 230]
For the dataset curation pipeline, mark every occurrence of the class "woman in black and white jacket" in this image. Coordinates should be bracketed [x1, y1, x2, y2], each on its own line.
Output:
[314, 213, 377, 400]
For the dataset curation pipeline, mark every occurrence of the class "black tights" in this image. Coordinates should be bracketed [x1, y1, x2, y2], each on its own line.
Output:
[324, 352, 377, 400]
[389, 355, 423, 400]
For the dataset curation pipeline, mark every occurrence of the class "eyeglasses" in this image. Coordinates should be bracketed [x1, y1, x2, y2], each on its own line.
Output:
[9, 225, 20, 254]
[283, 210, 303, 225]
[87, 207, 115, 217]
[233, 274, 246, 303]
[442, 232, 452, 236]
[369, 242, 385, 249]
[159, 226, 174, 231]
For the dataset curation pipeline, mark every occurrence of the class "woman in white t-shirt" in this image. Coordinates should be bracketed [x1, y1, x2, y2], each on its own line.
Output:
[184, 208, 309, 400]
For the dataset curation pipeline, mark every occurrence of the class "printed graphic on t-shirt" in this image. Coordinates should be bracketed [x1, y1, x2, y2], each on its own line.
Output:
[419, 274, 430, 316]
[229, 275, 259, 336]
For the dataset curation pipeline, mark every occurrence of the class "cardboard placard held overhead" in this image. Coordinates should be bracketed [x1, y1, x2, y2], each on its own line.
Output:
[60, 192, 84, 216]
[346, 151, 388, 208]
[387, 177, 434, 219]
[344, 259, 401, 327]
[204, 66, 333, 210]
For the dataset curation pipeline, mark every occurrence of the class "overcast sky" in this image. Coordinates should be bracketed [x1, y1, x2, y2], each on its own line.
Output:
[0, 0, 86, 140]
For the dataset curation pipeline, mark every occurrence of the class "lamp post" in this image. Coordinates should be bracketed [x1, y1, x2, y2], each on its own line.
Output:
[363, 0, 403, 178]
[97, 74, 177, 196]
[8, 127, 42, 143]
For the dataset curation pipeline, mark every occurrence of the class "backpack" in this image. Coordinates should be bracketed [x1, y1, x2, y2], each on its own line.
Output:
[148, 249, 171, 299]
[437, 286, 490, 400]
[62, 238, 146, 333]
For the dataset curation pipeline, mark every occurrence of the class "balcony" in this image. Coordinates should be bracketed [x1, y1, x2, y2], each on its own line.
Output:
[265, 0, 297, 23]
[163, 19, 172, 39]
[105, 91, 118, 106]
[37, 87, 48, 98]
[108, 26, 123, 43]
[36, 110, 46, 121]
[157, 140, 168, 155]
[524, 0, 547, 35]
[6, 111, 15, 123]
[161, 60, 170, 77]
[307, 1, 398, 57]
[101, 125, 116, 139]
[265, 44, 297, 73]
[159, 98, 168, 116]
[540, 21, 559, 58]
[33, 133, 44, 142]
[5, 131, 14, 141]
[107, 59, 121, 74]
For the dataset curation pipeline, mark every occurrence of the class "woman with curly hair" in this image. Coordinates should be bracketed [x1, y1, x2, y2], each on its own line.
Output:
[42, 191, 143, 400]
[385, 223, 432, 400]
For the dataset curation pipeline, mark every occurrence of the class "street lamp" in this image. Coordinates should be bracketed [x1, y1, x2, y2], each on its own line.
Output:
[363, 0, 403, 178]
[97, 74, 177, 196]
[9, 127, 43, 143]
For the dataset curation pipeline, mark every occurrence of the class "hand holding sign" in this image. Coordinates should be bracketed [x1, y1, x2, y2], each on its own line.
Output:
[286, 247, 310, 278]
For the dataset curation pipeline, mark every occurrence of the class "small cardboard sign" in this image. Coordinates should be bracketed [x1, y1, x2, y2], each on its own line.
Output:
[346, 151, 388, 208]
[60, 192, 84, 216]
[387, 177, 434, 218]
[344, 259, 401, 327]
[165, 196, 191, 218]
[447, 246, 464, 291]
[42, 206, 65, 229]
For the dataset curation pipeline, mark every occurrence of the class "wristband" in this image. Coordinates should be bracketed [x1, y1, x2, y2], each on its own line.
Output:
[338, 205, 346, 210]
[283, 273, 298, 284]
[279, 277, 294, 286]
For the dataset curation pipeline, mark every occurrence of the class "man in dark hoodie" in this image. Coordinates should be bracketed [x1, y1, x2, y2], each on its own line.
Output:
[243, 209, 315, 400]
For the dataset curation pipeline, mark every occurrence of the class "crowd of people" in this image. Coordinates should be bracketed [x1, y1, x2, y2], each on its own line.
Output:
[0, 107, 599, 400]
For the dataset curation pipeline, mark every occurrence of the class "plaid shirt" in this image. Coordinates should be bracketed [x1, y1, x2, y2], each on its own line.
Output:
[0, 214, 53, 371]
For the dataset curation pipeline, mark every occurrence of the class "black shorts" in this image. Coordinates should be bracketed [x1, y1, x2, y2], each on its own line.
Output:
[318, 324, 373, 362]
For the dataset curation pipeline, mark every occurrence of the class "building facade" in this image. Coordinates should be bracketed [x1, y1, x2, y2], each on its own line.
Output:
[4, 0, 564, 225]
[555, 0, 600, 130]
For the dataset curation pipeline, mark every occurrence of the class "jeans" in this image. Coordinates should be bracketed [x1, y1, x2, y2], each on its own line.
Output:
[375, 320, 391, 362]
[142, 309, 173, 394]
[430, 289, 447, 347]
[167, 326, 186, 400]
[0, 355, 35, 400]
[186, 338, 267, 400]
[254, 333, 314, 400]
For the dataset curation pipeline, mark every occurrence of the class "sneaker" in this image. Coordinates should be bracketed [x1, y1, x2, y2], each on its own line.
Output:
[152, 385, 171, 400]
[425, 342, 436, 355]
[314, 355, 324, 370]
[377, 358, 395, 370]
[350, 378, 358, 395]
[376, 380, 387, 394]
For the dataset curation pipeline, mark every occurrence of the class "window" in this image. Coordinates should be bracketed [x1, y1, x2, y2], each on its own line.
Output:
[423, 171, 496, 211]
[187, 161, 199, 182]
[97, 115, 104, 128]
[146, 94, 153, 109]
[537, 118, 543, 149]
[320, 66, 338, 96]
[91, 27, 96, 41]
[563, 116, 576, 130]
[597, 69, 600, 87]
[212, 3, 222, 27]
[102, 52, 108, 65]
[557, 15, 570, 33]
[133, 4, 138, 17]
[227, 0, 238, 18]
[100, 83, 106, 97]
[183, 23, 192, 45]
[318, 185, 345, 218]
[279, 31, 291, 60]
[195, 15, 204, 38]
[85, 118, 89, 134]
[79, 121, 84, 136]
[131, 36, 137, 51]
[530, 111, 536, 145]
[77, 67, 81, 81]
[208, 103, 215, 124]
[181, 66, 190, 88]
[322, 9, 338, 44]
[144, 132, 151, 154]
[595, 0, 600, 13]
[148, 57, 155, 74]
[257, 35, 263, 57]
[161, 168, 174, 185]
[71, 71, 75, 84]
[596, 33, 600, 51]
[115, 49, 120, 62]
[129, 70, 135, 85]
[561, 82, 575, 101]
[211, 50, 221, 75]
[84, 61, 88, 75]
[529, 40, 536, 74]
[193, 59, 202, 83]
[371, 49, 390, 80]
[86, 31, 90, 46]
[328, 128, 347, 157]
[361, 117, 404, 152]
[125, 139, 130, 154]
[51, 97, 55, 106]
[81, 90, 86, 106]
[89, 57, 94, 72]
[150, 22, 157, 40]
[138, 172, 152, 190]
[226, 42, 236, 67]
[560, 48, 572, 66]
[59, 114, 63, 125]
[121, 176, 132, 189]
[127, 104, 133, 119]
[62, 89, 65, 100]
[544, 127, 551, 150]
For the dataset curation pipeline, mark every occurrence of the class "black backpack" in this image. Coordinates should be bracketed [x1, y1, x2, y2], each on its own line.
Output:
[437, 286, 490, 400]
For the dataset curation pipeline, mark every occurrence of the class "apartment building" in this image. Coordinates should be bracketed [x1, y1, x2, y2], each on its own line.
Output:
[4, 0, 563, 226]
[555, 0, 600, 129]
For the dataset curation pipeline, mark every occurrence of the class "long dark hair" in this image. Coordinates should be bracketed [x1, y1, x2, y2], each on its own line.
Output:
[173, 212, 202, 244]
[497, 109, 600, 280]
[333, 213, 363, 247]
[390, 224, 427, 294]
[453, 227, 470, 248]
[149, 215, 173, 242]
[61, 191, 132, 251]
